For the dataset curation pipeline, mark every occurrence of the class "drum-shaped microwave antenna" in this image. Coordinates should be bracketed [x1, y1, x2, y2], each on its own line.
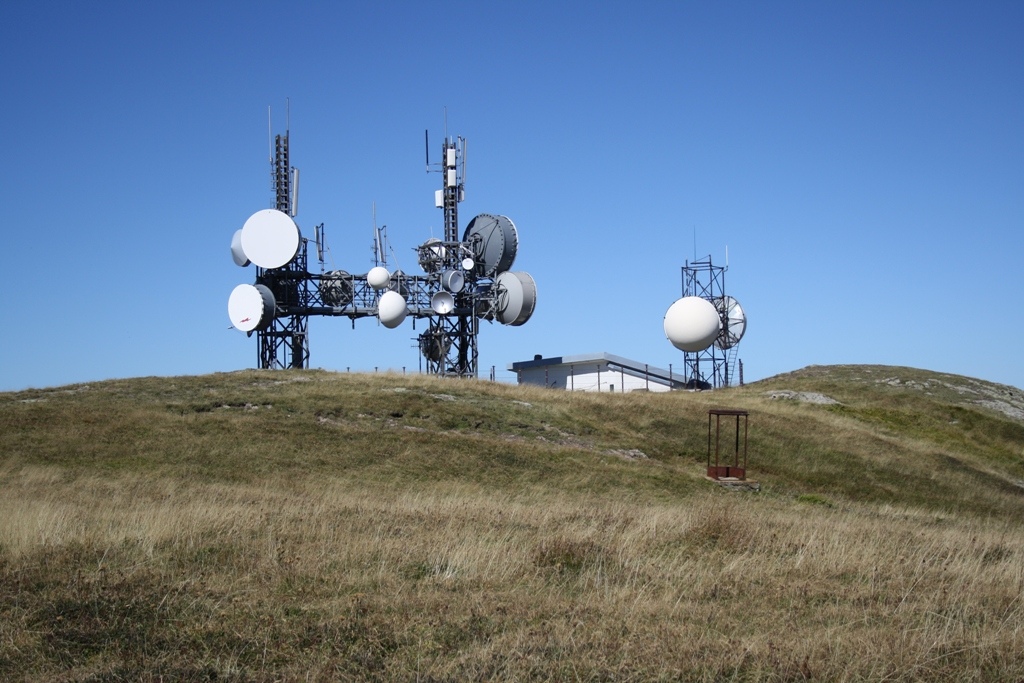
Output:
[240, 209, 300, 269]
[664, 296, 722, 352]
[230, 229, 250, 267]
[494, 271, 537, 326]
[441, 269, 465, 293]
[228, 283, 276, 332]
[713, 295, 747, 350]
[377, 290, 408, 328]
[367, 266, 391, 290]
[319, 270, 354, 307]
[463, 214, 518, 276]
[430, 291, 455, 315]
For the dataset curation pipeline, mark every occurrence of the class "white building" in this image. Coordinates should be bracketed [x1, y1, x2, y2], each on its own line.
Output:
[508, 353, 687, 392]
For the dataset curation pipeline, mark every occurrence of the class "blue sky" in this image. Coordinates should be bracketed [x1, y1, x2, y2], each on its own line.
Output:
[1, 1, 1021, 391]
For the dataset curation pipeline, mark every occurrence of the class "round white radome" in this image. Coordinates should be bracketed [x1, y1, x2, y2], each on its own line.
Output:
[664, 296, 721, 352]
[377, 290, 408, 329]
[367, 266, 391, 290]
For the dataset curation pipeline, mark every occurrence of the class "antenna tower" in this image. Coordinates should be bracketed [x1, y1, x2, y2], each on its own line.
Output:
[677, 256, 743, 389]
[227, 110, 535, 378]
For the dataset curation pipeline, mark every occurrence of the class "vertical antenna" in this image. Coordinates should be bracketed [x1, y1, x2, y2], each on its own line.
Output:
[693, 227, 697, 261]
[424, 129, 430, 172]
[268, 106, 273, 196]
[460, 136, 467, 188]
[286, 97, 290, 134]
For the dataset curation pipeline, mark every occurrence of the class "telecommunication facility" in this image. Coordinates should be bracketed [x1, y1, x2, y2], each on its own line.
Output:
[227, 111, 537, 377]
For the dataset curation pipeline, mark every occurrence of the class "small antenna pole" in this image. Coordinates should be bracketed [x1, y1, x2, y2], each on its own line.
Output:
[460, 136, 467, 188]
[424, 129, 430, 172]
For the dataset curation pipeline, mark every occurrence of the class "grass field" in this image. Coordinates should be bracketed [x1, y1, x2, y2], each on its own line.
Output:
[1, 366, 1023, 681]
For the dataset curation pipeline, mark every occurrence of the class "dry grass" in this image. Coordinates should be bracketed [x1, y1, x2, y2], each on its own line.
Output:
[2, 367, 1024, 680]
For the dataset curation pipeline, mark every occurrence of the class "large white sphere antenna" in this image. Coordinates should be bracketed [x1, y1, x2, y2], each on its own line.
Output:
[664, 296, 721, 352]
[713, 295, 747, 350]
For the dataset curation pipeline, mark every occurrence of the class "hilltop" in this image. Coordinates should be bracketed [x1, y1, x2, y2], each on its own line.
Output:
[1, 365, 1023, 681]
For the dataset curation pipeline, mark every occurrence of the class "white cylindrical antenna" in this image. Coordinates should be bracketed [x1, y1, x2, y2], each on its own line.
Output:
[290, 167, 300, 217]
[461, 136, 467, 188]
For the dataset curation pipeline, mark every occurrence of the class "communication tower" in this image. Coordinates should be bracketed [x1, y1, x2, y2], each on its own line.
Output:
[662, 255, 746, 389]
[226, 111, 536, 377]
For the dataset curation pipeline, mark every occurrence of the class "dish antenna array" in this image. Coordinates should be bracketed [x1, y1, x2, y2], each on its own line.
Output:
[662, 255, 746, 389]
[227, 113, 536, 377]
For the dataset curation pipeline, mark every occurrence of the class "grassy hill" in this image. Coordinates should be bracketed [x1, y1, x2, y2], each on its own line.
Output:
[1, 365, 1023, 681]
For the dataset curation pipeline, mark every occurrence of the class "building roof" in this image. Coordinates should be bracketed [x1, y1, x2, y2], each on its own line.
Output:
[508, 352, 686, 388]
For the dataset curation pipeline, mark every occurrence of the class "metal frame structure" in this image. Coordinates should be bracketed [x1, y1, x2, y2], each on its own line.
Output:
[679, 256, 741, 389]
[236, 120, 527, 377]
[256, 131, 309, 369]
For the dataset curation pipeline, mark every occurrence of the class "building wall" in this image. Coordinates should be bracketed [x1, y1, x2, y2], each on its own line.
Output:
[518, 362, 672, 393]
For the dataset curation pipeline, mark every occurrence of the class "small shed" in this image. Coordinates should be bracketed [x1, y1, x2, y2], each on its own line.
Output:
[508, 353, 687, 392]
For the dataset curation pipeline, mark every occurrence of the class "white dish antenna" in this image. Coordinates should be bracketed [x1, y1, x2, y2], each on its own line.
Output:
[494, 271, 537, 326]
[664, 296, 721, 352]
[463, 214, 518, 276]
[461, 257, 475, 271]
[228, 283, 276, 332]
[367, 266, 391, 290]
[240, 209, 301, 269]
[230, 229, 250, 267]
[377, 290, 408, 328]
[430, 291, 455, 315]
[713, 295, 747, 350]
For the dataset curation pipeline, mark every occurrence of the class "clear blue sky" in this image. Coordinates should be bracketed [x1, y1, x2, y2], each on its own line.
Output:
[1, 1, 1021, 391]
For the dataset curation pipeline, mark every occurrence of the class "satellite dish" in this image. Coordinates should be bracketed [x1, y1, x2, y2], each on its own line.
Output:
[377, 290, 408, 328]
[463, 214, 518, 276]
[494, 271, 537, 326]
[462, 257, 475, 271]
[239, 209, 300, 269]
[319, 270, 354, 307]
[431, 291, 455, 315]
[367, 266, 391, 290]
[664, 296, 721, 352]
[230, 229, 250, 267]
[441, 269, 464, 293]
[714, 296, 747, 349]
[228, 283, 276, 332]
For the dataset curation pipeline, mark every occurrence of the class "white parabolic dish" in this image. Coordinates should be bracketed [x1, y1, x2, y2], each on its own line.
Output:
[228, 283, 276, 332]
[377, 290, 408, 329]
[494, 271, 537, 326]
[240, 209, 300, 269]
[230, 229, 250, 267]
[664, 296, 721, 352]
